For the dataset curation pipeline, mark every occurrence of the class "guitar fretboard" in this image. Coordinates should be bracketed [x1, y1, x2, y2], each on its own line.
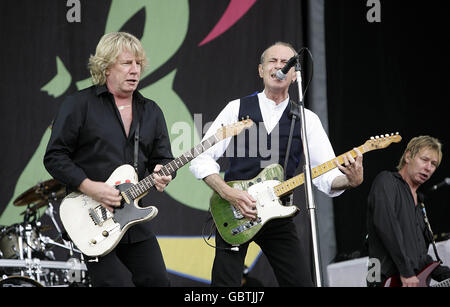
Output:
[124, 134, 219, 200]
[273, 144, 368, 197]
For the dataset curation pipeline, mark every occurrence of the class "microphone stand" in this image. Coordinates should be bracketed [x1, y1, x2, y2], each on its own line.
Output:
[293, 59, 323, 287]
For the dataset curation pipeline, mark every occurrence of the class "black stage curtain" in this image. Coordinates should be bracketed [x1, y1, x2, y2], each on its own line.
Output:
[325, 0, 450, 258]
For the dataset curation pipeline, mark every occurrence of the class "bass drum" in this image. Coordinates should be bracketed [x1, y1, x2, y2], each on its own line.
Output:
[0, 276, 44, 287]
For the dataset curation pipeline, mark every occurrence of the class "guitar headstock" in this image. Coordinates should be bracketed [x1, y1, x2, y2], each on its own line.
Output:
[215, 118, 254, 140]
[364, 133, 402, 151]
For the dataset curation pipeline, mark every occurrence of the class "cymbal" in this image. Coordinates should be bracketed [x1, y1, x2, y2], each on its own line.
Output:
[19, 200, 48, 215]
[14, 179, 65, 207]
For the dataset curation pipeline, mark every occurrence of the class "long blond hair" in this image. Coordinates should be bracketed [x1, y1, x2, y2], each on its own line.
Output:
[88, 32, 148, 85]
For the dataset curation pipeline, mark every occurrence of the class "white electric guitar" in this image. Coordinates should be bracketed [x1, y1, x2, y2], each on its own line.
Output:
[59, 119, 253, 257]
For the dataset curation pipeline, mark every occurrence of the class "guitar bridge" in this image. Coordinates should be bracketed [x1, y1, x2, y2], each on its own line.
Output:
[231, 217, 262, 236]
[89, 206, 113, 226]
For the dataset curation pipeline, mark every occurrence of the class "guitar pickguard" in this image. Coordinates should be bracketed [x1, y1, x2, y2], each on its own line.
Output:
[60, 165, 158, 257]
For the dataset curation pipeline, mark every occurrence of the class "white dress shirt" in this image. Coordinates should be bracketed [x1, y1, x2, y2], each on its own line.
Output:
[189, 91, 344, 197]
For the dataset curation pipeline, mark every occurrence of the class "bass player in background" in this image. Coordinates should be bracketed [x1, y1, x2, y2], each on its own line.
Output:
[190, 41, 364, 286]
[44, 32, 174, 287]
[366, 135, 450, 287]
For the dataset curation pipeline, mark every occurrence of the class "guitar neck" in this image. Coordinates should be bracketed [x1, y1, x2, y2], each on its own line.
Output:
[125, 134, 219, 199]
[274, 144, 367, 197]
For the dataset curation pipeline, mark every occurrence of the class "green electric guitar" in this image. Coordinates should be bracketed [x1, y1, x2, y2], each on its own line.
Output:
[210, 133, 402, 245]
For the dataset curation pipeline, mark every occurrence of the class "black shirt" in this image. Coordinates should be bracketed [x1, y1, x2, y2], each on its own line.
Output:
[367, 171, 450, 284]
[44, 85, 174, 242]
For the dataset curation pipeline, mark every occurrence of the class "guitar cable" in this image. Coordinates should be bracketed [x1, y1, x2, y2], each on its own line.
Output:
[201, 212, 239, 252]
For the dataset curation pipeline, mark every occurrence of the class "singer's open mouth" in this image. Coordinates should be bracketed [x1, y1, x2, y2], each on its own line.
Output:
[270, 72, 280, 80]
[419, 173, 428, 181]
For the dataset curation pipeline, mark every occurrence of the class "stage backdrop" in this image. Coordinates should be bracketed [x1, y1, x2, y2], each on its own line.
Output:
[0, 0, 311, 286]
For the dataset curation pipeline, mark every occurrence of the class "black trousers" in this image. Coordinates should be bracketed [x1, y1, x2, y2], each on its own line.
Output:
[85, 234, 169, 287]
[211, 217, 314, 287]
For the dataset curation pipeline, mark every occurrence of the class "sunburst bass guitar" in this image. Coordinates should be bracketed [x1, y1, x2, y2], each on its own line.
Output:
[60, 119, 254, 257]
[210, 133, 402, 246]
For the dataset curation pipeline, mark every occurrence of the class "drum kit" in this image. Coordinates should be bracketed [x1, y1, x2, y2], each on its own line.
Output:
[0, 179, 90, 287]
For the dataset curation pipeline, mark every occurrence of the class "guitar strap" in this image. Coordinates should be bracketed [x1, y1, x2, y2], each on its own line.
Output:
[283, 99, 301, 206]
[134, 121, 140, 174]
[420, 200, 442, 263]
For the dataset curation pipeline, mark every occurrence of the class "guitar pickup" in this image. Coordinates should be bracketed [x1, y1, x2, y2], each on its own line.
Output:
[231, 217, 261, 235]
[231, 204, 244, 219]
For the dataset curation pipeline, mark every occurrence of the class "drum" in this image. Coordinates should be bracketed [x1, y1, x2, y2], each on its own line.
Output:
[39, 258, 89, 286]
[0, 258, 89, 287]
[0, 224, 42, 259]
[0, 225, 20, 259]
[0, 276, 44, 287]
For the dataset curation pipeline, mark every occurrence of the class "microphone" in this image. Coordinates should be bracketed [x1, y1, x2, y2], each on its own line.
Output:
[429, 177, 450, 191]
[275, 54, 299, 80]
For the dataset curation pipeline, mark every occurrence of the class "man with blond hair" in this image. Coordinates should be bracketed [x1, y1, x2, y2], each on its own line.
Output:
[367, 135, 450, 287]
[44, 32, 173, 286]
